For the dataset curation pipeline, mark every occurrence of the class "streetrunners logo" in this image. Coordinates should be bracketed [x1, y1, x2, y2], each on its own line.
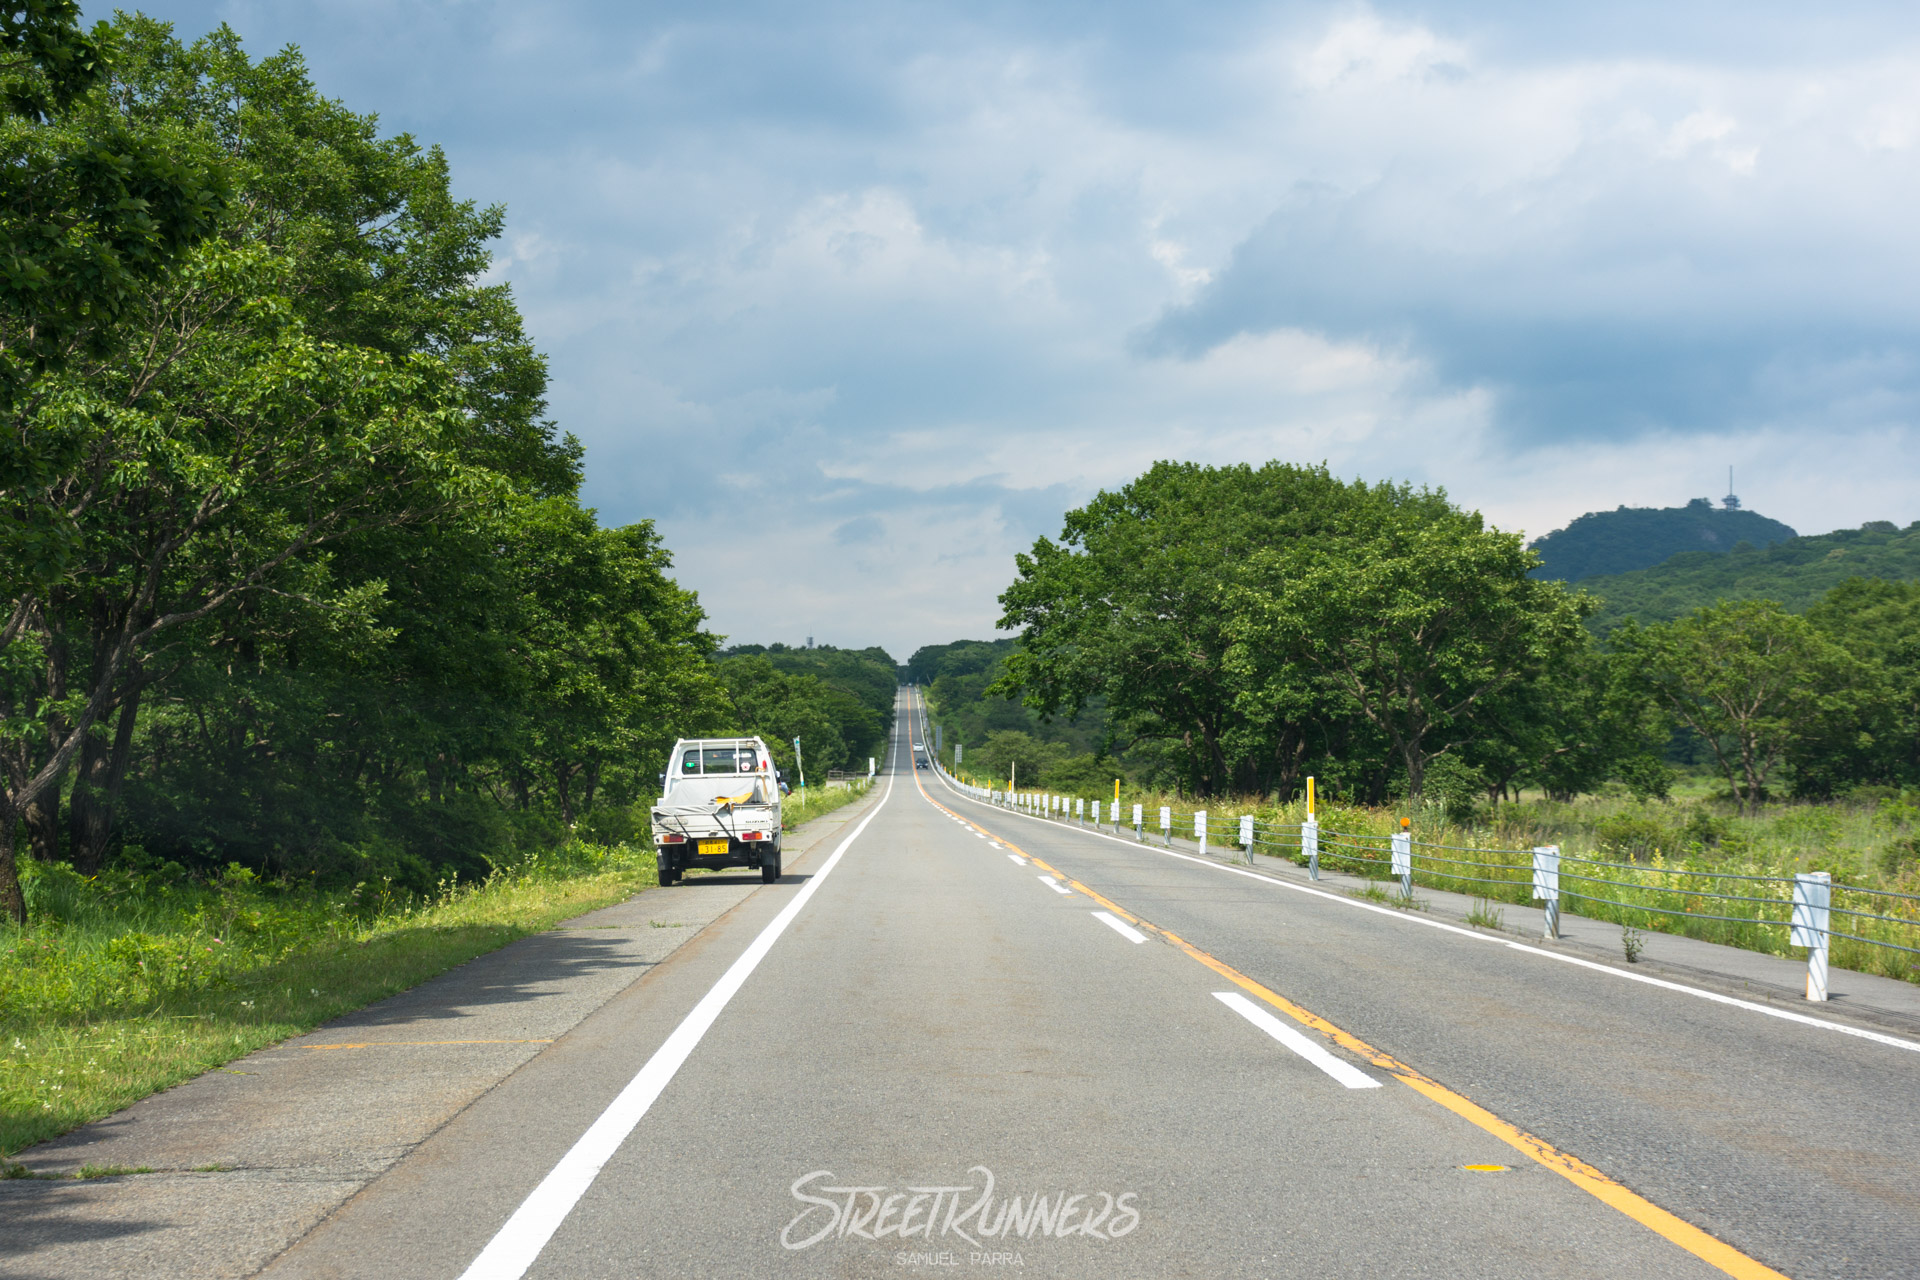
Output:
[781, 1167, 1141, 1249]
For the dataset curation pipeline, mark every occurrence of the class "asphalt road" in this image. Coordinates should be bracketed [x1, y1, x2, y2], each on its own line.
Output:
[241, 689, 1918, 1278]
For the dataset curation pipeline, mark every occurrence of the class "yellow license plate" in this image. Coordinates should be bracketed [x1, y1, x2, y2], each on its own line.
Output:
[698, 840, 728, 857]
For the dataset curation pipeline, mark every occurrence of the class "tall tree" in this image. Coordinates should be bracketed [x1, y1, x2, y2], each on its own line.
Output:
[0, 21, 552, 917]
[994, 461, 1365, 796]
[1231, 497, 1591, 801]
[1617, 601, 1868, 813]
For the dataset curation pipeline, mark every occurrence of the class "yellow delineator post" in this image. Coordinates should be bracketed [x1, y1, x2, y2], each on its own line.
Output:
[1306, 776, 1315, 818]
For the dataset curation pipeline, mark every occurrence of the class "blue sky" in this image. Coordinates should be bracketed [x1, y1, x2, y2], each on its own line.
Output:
[114, 2, 1920, 658]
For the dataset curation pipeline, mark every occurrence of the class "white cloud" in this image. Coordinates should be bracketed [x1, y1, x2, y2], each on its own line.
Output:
[131, 0, 1920, 655]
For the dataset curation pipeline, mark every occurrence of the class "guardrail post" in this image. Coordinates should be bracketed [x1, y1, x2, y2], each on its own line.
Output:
[1792, 872, 1832, 1002]
[1159, 805, 1171, 846]
[1239, 814, 1255, 865]
[1196, 809, 1208, 857]
[1532, 845, 1560, 939]
[1075, 797, 1084, 825]
[1303, 818, 1319, 880]
[1132, 802, 1143, 841]
[1391, 824, 1412, 898]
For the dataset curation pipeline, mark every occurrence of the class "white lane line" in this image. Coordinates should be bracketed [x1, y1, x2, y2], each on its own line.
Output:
[1040, 876, 1072, 895]
[929, 769, 1920, 1057]
[1215, 992, 1382, 1090]
[457, 742, 900, 1280]
[1092, 911, 1147, 944]
[1007, 853, 1026, 865]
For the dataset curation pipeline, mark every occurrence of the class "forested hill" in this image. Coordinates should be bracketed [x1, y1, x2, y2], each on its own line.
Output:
[1582, 521, 1920, 633]
[1530, 500, 1797, 581]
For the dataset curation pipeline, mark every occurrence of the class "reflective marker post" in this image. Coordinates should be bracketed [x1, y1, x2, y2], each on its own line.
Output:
[1792, 872, 1832, 1002]
[1391, 822, 1412, 898]
[1196, 810, 1208, 858]
[1239, 814, 1255, 866]
[1159, 806, 1171, 847]
[1132, 802, 1143, 841]
[1532, 845, 1561, 939]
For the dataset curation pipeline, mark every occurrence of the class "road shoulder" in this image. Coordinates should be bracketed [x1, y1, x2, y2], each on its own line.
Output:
[0, 790, 878, 1280]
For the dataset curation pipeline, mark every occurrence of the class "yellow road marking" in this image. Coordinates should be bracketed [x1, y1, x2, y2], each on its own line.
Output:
[911, 767, 1792, 1280]
[300, 1039, 555, 1051]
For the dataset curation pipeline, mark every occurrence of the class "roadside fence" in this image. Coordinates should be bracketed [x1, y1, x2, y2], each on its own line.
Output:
[935, 763, 1920, 1003]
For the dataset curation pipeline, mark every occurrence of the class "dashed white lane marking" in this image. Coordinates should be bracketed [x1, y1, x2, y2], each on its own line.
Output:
[1040, 876, 1073, 895]
[1007, 853, 1026, 865]
[1092, 911, 1147, 944]
[1214, 991, 1382, 1090]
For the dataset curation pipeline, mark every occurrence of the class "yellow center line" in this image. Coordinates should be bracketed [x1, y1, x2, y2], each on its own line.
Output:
[911, 763, 1790, 1280]
[300, 1039, 556, 1051]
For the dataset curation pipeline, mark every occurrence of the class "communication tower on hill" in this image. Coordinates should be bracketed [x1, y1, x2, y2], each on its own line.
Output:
[1722, 466, 1741, 511]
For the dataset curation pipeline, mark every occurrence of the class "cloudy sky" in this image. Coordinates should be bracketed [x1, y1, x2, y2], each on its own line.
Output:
[117, 1, 1920, 658]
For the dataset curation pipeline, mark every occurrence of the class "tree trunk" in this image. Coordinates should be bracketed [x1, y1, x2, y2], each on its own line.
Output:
[23, 786, 60, 862]
[555, 764, 577, 825]
[0, 812, 23, 923]
[68, 684, 144, 875]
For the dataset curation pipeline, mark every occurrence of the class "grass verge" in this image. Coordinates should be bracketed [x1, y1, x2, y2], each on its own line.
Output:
[0, 843, 659, 1157]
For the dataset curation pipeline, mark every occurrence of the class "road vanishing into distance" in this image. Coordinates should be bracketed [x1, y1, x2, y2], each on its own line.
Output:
[232, 689, 1916, 1278]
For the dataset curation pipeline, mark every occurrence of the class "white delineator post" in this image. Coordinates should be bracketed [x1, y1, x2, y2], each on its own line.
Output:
[1132, 802, 1144, 841]
[1159, 805, 1171, 846]
[1792, 872, 1833, 1002]
[1196, 810, 1208, 857]
[1239, 814, 1255, 865]
[1532, 845, 1561, 940]
[1391, 826, 1412, 899]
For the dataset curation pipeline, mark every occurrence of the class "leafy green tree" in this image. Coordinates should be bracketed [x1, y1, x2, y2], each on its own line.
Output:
[1616, 601, 1869, 813]
[1462, 645, 1670, 803]
[3, 19, 704, 916]
[1231, 493, 1591, 801]
[1795, 578, 1920, 794]
[994, 461, 1370, 796]
[0, 3, 226, 391]
[717, 657, 852, 778]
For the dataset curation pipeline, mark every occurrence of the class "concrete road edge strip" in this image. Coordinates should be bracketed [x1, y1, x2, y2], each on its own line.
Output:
[455, 741, 900, 1280]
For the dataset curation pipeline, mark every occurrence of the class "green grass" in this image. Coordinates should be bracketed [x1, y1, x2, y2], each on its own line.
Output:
[0, 842, 662, 1157]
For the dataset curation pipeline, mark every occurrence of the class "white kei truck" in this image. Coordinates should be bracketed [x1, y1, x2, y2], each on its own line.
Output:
[650, 736, 786, 886]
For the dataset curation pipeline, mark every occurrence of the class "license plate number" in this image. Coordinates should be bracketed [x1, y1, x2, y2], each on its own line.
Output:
[698, 840, 728, 857]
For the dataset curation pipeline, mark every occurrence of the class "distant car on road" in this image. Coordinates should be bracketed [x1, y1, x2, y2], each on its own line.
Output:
[650, 737, 784, 886]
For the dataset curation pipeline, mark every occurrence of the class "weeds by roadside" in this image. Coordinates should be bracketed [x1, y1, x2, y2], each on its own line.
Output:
[1622, 926, 1646, 963]
[1466, 899, 1506, 930]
